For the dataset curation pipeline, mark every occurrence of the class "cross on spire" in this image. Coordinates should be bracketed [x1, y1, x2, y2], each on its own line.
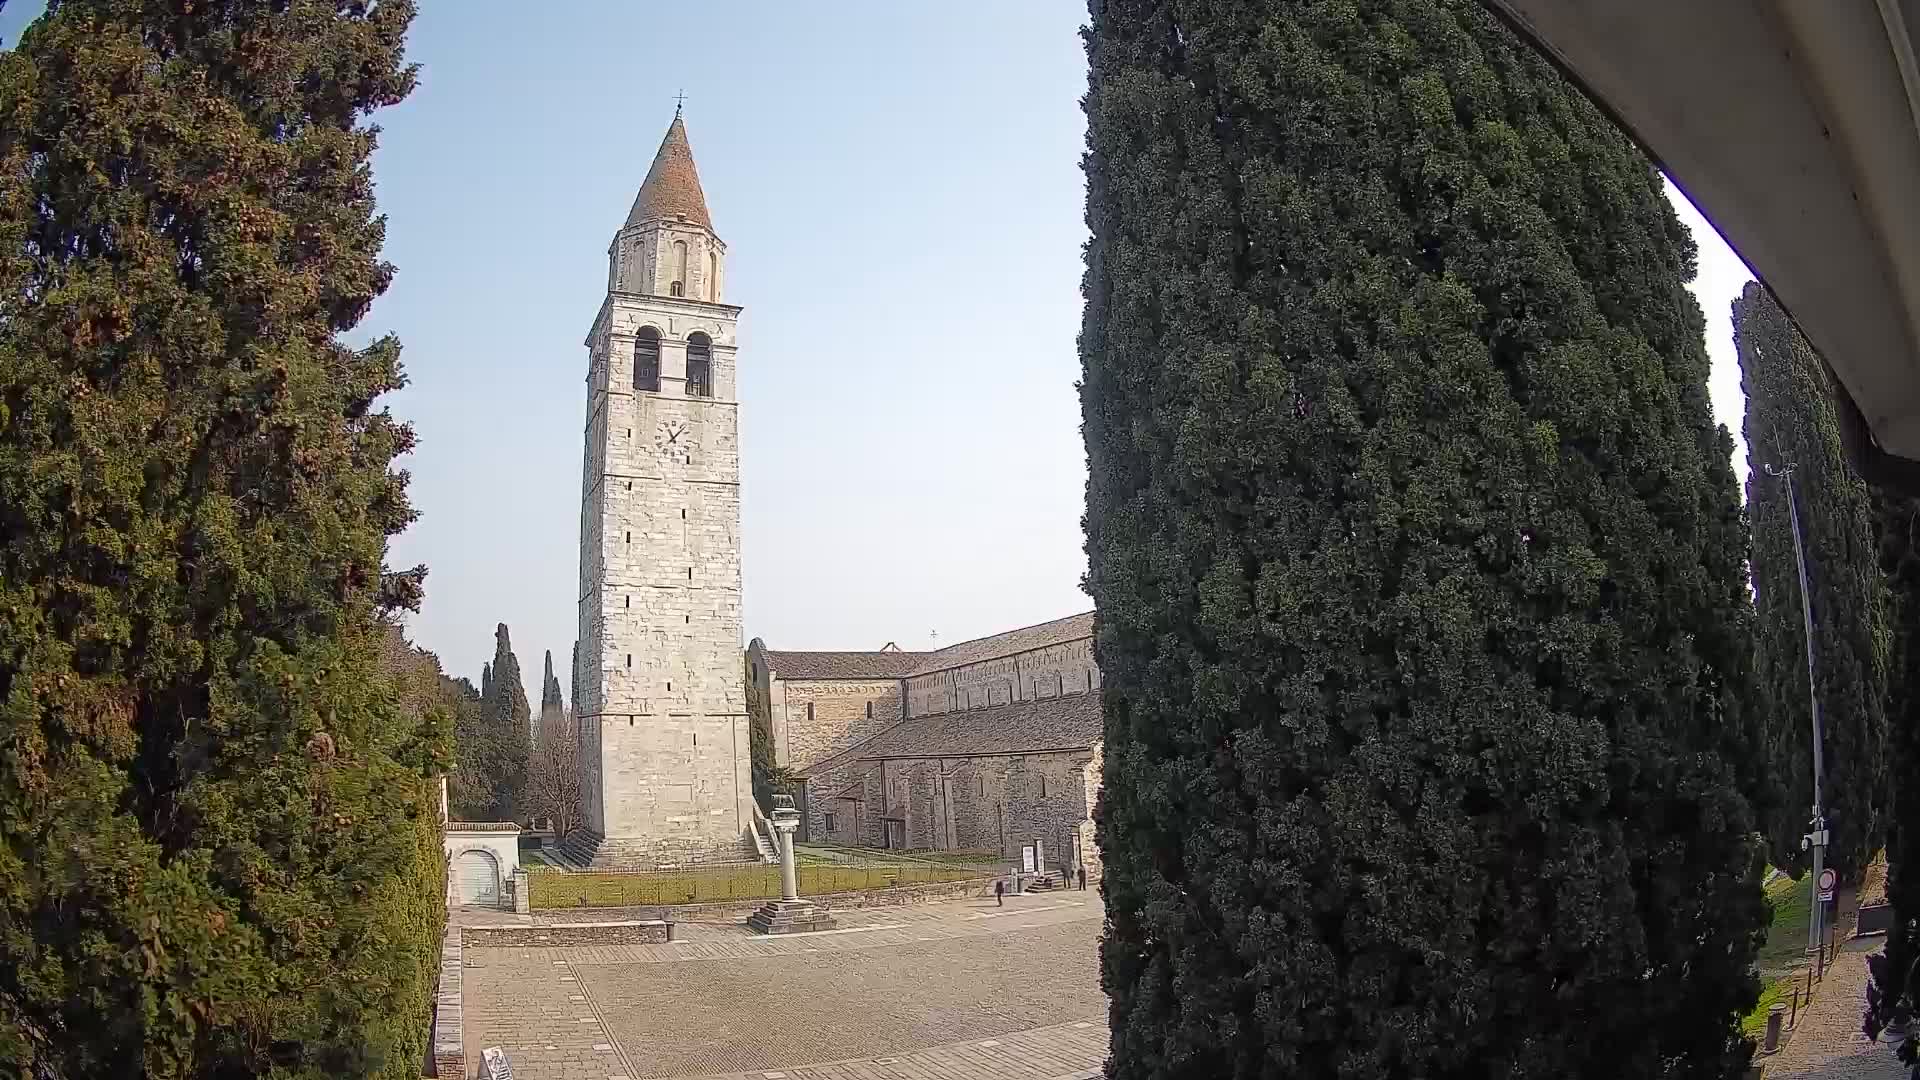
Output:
[674, 89, 687, 117]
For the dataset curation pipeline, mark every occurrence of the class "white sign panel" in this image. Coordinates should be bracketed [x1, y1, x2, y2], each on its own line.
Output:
[1021, 846, 1036, 874]
[483, 1047, 513, 1080]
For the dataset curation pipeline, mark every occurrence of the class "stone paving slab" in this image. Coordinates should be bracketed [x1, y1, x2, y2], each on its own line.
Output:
[543, 897, 1096, 967]
[670, 1018, 1107, 1080]
[462, 894, 1105, 1080]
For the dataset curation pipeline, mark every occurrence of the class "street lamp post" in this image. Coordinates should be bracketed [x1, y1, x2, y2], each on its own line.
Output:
[1764, 462, 1831, 974]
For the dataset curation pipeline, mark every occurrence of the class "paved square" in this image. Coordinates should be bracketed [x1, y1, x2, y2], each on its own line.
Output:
[462, 894, 1109, 1080]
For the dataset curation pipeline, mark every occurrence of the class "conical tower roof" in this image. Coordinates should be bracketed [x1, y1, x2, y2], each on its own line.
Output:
[625, 114, 713, 232]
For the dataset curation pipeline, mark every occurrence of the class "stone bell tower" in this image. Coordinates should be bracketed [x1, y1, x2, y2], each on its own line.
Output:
[566, 110, 752, 867]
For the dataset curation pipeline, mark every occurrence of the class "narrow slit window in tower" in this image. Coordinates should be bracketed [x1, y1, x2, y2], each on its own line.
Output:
[670, 240, 688, 296]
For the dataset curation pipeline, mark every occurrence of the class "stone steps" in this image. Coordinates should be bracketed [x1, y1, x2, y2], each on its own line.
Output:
[746, 897, 837, 935]
[1024, 872, 1063, 893]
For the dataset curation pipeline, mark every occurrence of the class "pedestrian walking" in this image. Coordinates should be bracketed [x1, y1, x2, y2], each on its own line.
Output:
[995, 878, 1005, 907]
[1077, 866, 1086, 891]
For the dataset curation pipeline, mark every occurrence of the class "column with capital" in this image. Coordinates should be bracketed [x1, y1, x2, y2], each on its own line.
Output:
[746, 795, 836, 934]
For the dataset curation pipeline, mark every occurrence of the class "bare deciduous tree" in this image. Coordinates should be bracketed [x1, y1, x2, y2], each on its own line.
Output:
[525, 712, 584, 838]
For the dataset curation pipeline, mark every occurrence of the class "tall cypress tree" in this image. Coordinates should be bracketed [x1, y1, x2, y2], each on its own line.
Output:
[1080, 1, 1766, 1076]
[1867, 492, 1920, 1059]
[1736, 282, 1890, 881]
[540, 647, 562, 717]
[0, 1, 446, 1076]
[483, 623, 531, 819]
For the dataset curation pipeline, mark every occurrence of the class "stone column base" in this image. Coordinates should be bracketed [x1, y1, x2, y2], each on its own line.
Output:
[746, 898, 836, 935]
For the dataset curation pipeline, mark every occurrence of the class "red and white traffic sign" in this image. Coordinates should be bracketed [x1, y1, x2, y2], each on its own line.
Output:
[1817, 868, 1837, 902]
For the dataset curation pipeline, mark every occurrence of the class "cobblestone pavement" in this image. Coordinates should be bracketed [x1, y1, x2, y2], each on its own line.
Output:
[1763, 937, 1903, 1079]
[462, 893, 1107, 1080]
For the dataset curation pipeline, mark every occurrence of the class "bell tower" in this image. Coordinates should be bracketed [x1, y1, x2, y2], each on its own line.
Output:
[568, 111, 751, 867]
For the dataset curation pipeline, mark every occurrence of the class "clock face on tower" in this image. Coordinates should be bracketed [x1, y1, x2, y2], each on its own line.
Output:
[653, 419, 690, 464]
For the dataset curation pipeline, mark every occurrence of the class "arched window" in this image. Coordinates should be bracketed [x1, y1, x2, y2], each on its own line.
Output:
[670, 240, 688, 297]
[633, 326, 660, 392]
[686, 332, 712, 398]
[707, 251, 719, 300]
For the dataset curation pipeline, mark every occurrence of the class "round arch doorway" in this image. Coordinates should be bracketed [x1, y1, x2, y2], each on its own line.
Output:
[452, 848, 501, 908]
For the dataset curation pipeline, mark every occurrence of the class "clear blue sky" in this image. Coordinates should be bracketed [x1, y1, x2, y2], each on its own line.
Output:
[1, 3, 1755, 695]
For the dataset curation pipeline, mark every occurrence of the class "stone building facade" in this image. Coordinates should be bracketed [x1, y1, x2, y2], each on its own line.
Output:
[748, 613, 1105, 880]
[567, 113, 754, 868]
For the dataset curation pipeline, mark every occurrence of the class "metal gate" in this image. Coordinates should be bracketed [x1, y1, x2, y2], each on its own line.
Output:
[454, 850, 499, 907]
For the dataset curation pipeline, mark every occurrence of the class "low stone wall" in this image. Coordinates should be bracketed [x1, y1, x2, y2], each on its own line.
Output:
[536, 874, 996, 924]
[461, 919, 674, 948]
[431, 926, 463, 1079]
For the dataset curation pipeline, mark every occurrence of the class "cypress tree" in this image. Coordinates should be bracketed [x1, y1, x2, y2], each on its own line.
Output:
[481, 661, 495, 703]
[0, 1, 446, 1076]
[1080, 2, 1766, 1076]
[483, 623, 531, 819]
[1736, 282, 1890, 881]
[1866, 492, 1920, 1060]
[445, 673, 496, 821]
[540, 648, 561, 717]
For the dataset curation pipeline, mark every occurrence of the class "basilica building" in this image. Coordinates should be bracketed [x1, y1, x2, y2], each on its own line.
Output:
[748, 612, 1105, 882]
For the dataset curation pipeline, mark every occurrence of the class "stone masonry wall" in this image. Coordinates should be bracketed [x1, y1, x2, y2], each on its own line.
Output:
[776, 678, 905, 773]
[577, 270, 751, 859]
[904, 637, 1100, 718]
[461, 919, 673, 948]
[855, 750, 1096, 871]
[432, 926, 463, 1079]
[804, 758, 870, 845]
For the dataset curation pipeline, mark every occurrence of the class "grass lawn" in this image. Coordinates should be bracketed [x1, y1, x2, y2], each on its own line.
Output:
[1742, 871, 1815, 1037]
[1756, 871, 1814, 976]
[529, 860, 989, 909]
[796, 843, 1007, 869]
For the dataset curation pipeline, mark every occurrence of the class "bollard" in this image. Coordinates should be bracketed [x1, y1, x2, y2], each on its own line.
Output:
[1763, 1003, 1786, 1054]
[1789, 983, 1801, 1030]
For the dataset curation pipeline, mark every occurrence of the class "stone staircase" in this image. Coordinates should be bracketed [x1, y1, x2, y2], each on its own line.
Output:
[746, 897, 836, 935]
[1023, 871, 1063, 893]
[747, 804, 779, 864]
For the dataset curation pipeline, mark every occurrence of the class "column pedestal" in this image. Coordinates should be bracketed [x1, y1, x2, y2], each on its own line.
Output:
[746, 897, 836, 934]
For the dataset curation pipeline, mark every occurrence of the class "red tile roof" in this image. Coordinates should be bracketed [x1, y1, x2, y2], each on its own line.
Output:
[626, 115, 713, 232]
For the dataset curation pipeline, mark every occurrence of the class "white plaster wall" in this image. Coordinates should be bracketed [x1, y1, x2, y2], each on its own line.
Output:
[444, 828, 520, 905]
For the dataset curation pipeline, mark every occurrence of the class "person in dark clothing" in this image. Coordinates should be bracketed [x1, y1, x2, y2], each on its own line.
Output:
[1077, 866, 1086, 891]
[995, 879, 1005, 906]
